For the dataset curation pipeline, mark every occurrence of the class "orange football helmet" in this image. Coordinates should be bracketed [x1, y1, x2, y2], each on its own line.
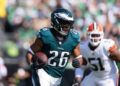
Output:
[87, 22, 104, 46]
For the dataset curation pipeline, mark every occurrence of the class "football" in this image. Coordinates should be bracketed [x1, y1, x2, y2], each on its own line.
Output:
[35, 52, 48, 64]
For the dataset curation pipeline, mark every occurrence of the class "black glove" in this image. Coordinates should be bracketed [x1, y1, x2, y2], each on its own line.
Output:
[72, 58, 80, 68]
[30, 62, 47, 70]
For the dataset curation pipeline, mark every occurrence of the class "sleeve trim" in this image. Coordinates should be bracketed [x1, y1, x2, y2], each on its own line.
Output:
[109, 44, 117, 52]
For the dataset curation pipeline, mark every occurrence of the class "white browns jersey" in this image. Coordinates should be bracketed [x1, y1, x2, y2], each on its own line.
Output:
[80, 39, 118, 78]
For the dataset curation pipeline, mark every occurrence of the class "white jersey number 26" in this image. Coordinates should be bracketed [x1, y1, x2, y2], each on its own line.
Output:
[48, 51, 69, 67]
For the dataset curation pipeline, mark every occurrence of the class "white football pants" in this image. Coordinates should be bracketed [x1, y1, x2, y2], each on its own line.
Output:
[32, 68, 62, 86]
[81, 72, 119, 86]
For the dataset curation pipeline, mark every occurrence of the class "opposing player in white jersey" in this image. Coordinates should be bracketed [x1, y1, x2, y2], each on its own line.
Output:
[73, 22, 120, 86]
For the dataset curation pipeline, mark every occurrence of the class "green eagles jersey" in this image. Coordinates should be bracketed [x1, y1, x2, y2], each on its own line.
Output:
[37, 27, 80, 78]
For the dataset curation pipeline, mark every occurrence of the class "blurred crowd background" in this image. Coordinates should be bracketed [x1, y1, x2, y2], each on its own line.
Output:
[0, 0, 120, 86]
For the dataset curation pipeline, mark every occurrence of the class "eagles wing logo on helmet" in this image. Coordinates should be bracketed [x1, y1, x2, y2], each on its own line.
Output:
[54, 13, 74, 21]
[87, 22, 104, 46]
[51, 8, 74, 36]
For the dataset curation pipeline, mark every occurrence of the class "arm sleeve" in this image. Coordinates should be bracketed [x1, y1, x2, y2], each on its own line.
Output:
[75, 66, 87, 78]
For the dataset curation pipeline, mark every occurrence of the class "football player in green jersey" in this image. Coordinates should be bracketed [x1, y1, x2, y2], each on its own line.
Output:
[26, 8, 83, 86]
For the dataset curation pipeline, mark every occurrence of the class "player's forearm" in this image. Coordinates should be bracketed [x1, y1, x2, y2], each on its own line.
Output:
[26, 52, 34, 65]
[75, 68, 84, 83]
[26, 38, 43, 65]
[109, 50, 120, 62]
[76, 77, 82, 83]
[72, 44, 84, 67]
[73, 44, 81, 57]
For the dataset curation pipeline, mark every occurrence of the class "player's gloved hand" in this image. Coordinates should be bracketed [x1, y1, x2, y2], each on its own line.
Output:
[39, 62, 47, 68]
[72, 58, 80, 68]
[30, 62, 47, 70]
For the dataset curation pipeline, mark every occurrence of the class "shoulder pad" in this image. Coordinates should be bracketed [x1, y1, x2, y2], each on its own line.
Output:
[37, 27, 50, 38]
[70, 29, 80, 39]
[40, 27, 50, 33]
[102, 39, 116, 52]
[103, 39, 115, 45]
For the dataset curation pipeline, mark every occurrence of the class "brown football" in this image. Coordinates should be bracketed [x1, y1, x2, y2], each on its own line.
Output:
[35, 52, 48, 64]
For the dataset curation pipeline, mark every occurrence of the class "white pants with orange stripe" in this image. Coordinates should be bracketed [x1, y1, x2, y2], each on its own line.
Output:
[81, 72, 119, 86]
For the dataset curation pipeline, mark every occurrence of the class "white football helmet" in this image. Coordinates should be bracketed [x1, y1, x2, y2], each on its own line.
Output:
[87, 22, 104, 46]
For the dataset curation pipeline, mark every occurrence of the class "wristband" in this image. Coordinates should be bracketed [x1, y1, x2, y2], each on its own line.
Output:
[28, 48, 35, 55]
[76, 55, 82, 59]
